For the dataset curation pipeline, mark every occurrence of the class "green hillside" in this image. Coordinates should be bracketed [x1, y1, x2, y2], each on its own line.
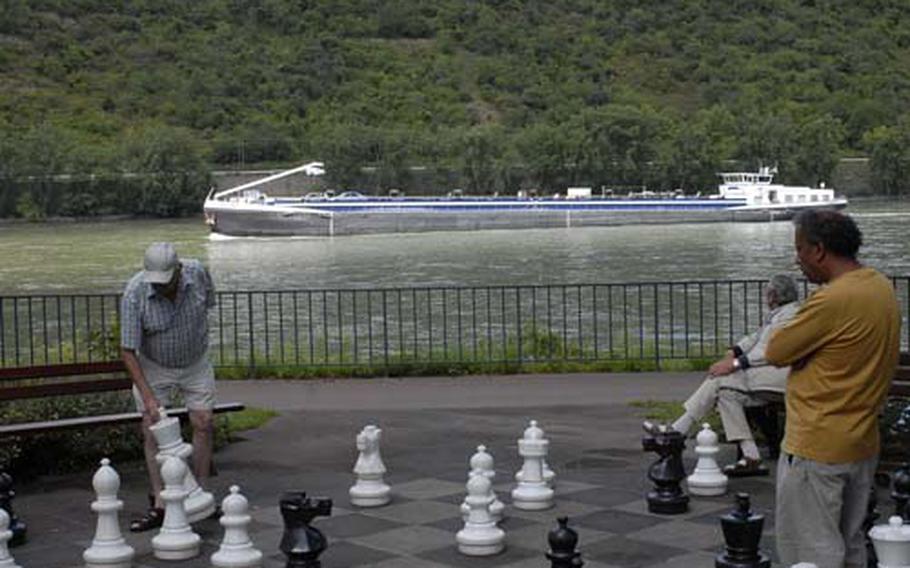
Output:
[2, 0, 910, 217]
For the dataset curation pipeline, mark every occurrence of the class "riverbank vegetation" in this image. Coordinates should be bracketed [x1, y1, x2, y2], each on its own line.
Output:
[2, 1, 910, 218]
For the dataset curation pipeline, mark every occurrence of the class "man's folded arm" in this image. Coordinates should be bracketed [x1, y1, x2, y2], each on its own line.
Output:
[765, 294, 833, 367]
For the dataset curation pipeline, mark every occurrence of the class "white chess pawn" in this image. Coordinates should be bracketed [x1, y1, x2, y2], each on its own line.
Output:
[511, 420, 554, 511]
[456, 475, 505, 556]
[349, 425, 391, 507]
[869, 516, 910, 568]
[686, 424, 728, 497]
[83, 458, 135, 568]
[0, 508, 22, 568]
[211, 485, 263, 568]
[152, 456, 201, 560]
[150, 411, 216, 523]
[460, 445, 504, 522]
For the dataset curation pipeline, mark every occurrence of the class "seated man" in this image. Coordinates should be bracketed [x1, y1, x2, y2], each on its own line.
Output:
[643, 273, 800, 476]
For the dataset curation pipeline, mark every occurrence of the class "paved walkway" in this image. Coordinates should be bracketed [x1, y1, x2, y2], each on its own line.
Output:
[12, 371, 792, 567]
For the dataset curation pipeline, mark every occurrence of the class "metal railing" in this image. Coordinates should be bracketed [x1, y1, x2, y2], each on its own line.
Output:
[2, 278, 908, 371]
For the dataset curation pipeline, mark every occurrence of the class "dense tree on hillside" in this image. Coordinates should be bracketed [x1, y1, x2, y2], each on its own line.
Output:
[863, 118, 910, 197]
[0, 0, 909, 216]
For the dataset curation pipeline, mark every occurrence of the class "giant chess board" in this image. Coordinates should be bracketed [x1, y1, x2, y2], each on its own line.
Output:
[12, 404, 791, 567]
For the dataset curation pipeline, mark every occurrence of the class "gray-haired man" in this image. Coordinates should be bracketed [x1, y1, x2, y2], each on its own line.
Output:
[643, 273, 800, 475]
[120, 242, 217, 532]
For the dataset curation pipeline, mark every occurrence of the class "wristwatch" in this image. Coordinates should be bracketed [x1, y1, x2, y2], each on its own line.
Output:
[732, 358, 741, 370]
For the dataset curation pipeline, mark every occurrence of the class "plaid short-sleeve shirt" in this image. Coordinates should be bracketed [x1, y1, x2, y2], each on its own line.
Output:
[120, 259, 215, 368]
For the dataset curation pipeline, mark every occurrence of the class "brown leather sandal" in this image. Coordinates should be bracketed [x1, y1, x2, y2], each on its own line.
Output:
[130, 494, 164, 532]
[723, 458, 770, 478]
[129, 506, 164, 532]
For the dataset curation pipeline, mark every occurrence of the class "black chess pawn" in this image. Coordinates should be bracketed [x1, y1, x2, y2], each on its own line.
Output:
[863, 485, 880, 568]
[279, 491, 333, 568]
[0, 472, 26, 547]
[642, 427, 689, 514]
[716, 493, 770, 568]
[891, 462, 910, 521]
[546, 516, 584, 568]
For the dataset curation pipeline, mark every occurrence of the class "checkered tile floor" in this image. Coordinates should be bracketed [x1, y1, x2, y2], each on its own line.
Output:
[12, 403, 788, 568]
[280, 474, 778, 568]
[13, 463, 780, 568]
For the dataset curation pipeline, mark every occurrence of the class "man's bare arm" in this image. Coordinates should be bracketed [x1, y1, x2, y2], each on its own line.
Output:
[121, 348, 160, 422]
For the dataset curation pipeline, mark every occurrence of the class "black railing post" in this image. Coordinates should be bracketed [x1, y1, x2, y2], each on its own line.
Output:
[247, 291, 255, 376]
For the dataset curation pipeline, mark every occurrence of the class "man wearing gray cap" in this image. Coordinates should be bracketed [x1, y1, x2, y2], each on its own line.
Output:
[120, 242, 217, 532]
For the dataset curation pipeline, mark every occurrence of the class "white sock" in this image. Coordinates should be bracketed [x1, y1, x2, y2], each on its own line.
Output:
[740, 440, 761, 461]
[671, 414, 695, 435]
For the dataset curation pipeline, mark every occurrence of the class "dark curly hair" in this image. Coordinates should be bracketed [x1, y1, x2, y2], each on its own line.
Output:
[793, 209, 863, 260]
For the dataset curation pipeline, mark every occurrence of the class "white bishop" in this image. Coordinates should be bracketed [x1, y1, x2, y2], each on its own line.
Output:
[83, 458, 135, 568]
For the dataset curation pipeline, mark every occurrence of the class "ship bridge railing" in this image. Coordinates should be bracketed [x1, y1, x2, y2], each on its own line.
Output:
[2, 277, 908, 373]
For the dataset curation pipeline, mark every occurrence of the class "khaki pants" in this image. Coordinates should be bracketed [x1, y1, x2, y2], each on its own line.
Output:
[776, 451, 876, 568]
[682, 375, 765, 442]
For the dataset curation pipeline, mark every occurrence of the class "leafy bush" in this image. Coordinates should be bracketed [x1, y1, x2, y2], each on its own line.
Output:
[0, 391, 240, 480]
[880, 396, 910, 467]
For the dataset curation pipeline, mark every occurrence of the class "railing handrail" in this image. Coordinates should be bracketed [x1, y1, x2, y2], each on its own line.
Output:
[6, 275, 909, 298]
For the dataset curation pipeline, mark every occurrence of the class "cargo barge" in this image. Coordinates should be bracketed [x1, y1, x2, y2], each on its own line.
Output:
[204, 162, 848, 237]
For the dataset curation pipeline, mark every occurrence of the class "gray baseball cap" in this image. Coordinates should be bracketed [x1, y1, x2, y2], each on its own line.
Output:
[143, 242, 178, 284]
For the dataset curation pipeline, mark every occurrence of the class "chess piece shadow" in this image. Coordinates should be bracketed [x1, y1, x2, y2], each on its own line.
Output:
[280, 491, 333, 568]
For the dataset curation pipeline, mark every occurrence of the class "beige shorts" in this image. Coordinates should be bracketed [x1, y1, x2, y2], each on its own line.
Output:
[133, 353, 216, 412]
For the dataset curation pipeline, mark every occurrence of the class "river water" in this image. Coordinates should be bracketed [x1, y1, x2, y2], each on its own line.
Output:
[2, 200, 909, 294]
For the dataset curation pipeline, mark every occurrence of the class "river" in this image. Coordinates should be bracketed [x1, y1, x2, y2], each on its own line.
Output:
[2, 200, 909, 294]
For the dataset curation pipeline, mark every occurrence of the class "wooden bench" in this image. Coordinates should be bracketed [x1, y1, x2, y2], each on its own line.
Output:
[743, 351, 910, 462]
[0, 360, 244, 437]
[877, 351, 910, 477]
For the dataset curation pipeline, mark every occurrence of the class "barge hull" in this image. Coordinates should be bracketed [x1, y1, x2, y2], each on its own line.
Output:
[206, 206, 820, 238]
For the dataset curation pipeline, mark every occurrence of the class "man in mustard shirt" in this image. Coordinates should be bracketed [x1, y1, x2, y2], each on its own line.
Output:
[766, 210, 901, 568]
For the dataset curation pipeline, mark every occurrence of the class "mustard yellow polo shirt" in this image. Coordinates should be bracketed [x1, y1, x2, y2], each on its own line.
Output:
[766, 267, 901, 463]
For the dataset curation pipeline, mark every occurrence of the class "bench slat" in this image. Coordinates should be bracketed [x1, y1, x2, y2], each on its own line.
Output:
[0, 402, 245, 437]
[0, 378, 133, 401]
[0, 361, 125, 381]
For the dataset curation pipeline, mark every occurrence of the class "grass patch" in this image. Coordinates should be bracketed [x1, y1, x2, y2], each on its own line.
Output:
[222, 407, 279, 433]
[214, 354, 715, 380]
[629, 399, 724, 435]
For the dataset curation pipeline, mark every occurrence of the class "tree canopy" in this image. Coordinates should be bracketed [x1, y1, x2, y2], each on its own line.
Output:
[1, 0, 909, 216]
